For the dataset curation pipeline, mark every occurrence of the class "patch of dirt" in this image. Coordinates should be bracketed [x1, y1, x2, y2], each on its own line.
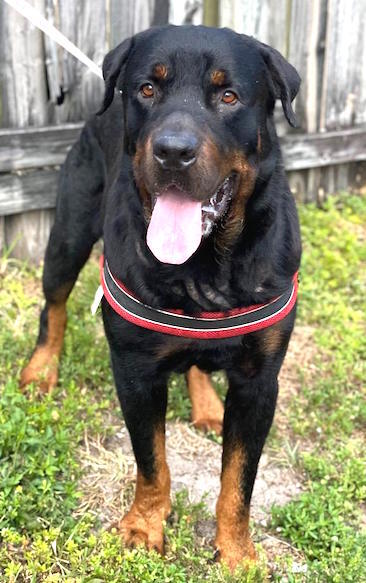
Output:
[77, 419, 302, 527]
[275, 325, 318, 436]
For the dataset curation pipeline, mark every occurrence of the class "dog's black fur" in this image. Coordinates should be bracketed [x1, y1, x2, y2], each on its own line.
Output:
[23, 25, 301, 569]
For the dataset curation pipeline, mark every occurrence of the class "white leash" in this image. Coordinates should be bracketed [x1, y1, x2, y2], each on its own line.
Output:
[2, 0, 103, 80]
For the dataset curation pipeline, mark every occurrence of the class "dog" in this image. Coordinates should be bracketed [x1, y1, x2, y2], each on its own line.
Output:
[21, 25, 301, 571]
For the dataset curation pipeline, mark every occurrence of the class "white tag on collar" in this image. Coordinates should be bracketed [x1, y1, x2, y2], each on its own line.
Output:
[91, 285, 104, 315]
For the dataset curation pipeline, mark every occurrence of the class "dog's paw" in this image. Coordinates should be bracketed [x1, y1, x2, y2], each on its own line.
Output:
[193, 417, 223, 436]
[118, 504, 168, 554]
[214, 537, 257, 572]
[20, 349, 59, 394]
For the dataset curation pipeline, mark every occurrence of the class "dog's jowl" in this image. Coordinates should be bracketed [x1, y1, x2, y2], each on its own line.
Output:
[22, 25, 301, 571]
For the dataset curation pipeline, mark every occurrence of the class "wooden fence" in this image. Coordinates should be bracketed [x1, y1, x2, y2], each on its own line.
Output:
[0, 0, 365, 262]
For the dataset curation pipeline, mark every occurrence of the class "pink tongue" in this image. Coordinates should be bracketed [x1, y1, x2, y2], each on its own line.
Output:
[147, 190, 202, 264]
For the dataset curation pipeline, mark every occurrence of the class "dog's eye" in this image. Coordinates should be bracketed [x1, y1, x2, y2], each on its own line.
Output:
[140, 83, 154, 98]
[222, 90, 238, 104]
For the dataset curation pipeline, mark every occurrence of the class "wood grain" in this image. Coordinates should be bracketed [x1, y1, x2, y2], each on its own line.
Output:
[44, 0, 106, 123]
[170, 0, 203, 25]
[0, 0, 49, 128]
[0, 169, 59, 215]
[321, 0, 366, 130]
[281, 126, 366, 170]
[110, 0, 155, 48]
[219, 0, 288, 55]
[0, 0, 51, 260]
[288, 0, 327, 133]
[0, 123, 82, 171]
[4, 209, 55, 263]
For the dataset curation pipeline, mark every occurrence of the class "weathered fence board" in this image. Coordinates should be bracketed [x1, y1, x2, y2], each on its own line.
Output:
[320, 0, 366, 130]
[110, 0, 155, 48]
[288, 0, 327, 133]
[281, 126, 366, 170]
[220, 0, 289, 56]
[0, 123, 81, 171]
[4, 209, 55, 263]
[0, 0, 51, 259]
[0, 169, 59, 215]
[0, 0, 49, 128]
[170, 0, 203, 25]
[288, 161, 366, 204]
[44, 0, 106, 123]
[287, 0, 328, 201]
[152, 0, 170, 26]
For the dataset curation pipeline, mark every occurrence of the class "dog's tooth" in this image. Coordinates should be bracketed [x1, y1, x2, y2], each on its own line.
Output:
[202, 217, 214, 235]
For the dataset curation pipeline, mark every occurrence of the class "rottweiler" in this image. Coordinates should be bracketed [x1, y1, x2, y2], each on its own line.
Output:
[21, 25, 301, 571]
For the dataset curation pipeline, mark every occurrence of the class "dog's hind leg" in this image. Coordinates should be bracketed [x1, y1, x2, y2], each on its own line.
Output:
[20, 123, 105, 393]
[186, 366, 224, 435]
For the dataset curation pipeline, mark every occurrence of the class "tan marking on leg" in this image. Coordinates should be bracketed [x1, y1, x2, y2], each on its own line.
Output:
[186, 366, 224, 435]
[119, 427, 171, 554]
[215, 446, 256, 572]
[20, 303, 67, 393]
[261, 325, 283, 355]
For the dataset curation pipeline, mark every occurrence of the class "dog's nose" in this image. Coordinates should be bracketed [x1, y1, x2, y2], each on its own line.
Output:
[153, 132, 199, 170]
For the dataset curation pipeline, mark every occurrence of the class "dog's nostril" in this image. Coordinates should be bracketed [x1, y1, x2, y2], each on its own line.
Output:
[180, 147, 196, 162]
[153, 133, 199, 169]
[158, 147, 169, 158]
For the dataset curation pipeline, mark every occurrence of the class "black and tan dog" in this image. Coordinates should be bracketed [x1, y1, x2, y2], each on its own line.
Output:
[21, 25, 301, 571]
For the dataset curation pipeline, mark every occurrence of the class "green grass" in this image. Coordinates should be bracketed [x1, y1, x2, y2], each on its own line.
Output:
[0, 492, 266, 582]
[271, 195, 366, 582]
[1, 193, 366, 581]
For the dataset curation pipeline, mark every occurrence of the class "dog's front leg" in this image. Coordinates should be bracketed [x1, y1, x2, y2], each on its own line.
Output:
[215, 368, 278, 571]
[110, 348, 171, 554]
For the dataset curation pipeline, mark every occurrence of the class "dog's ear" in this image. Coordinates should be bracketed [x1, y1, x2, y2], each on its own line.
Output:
[255, 39, 301, 127]
[97, 37, 133, 115]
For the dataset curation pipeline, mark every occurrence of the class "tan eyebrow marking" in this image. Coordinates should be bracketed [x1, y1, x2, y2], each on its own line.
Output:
[153, 63, 168, 80]
[211, 70, 226, 86]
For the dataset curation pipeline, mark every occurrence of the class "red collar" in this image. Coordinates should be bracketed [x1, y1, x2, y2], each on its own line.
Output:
[100, 256, 298, 339]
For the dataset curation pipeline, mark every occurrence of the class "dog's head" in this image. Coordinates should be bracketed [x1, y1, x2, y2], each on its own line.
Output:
[99, 26, 300, 265]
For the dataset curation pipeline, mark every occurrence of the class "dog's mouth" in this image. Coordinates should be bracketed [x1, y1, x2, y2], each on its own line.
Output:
[146, 173, 237, 265]
[201, 173, 237, 236]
